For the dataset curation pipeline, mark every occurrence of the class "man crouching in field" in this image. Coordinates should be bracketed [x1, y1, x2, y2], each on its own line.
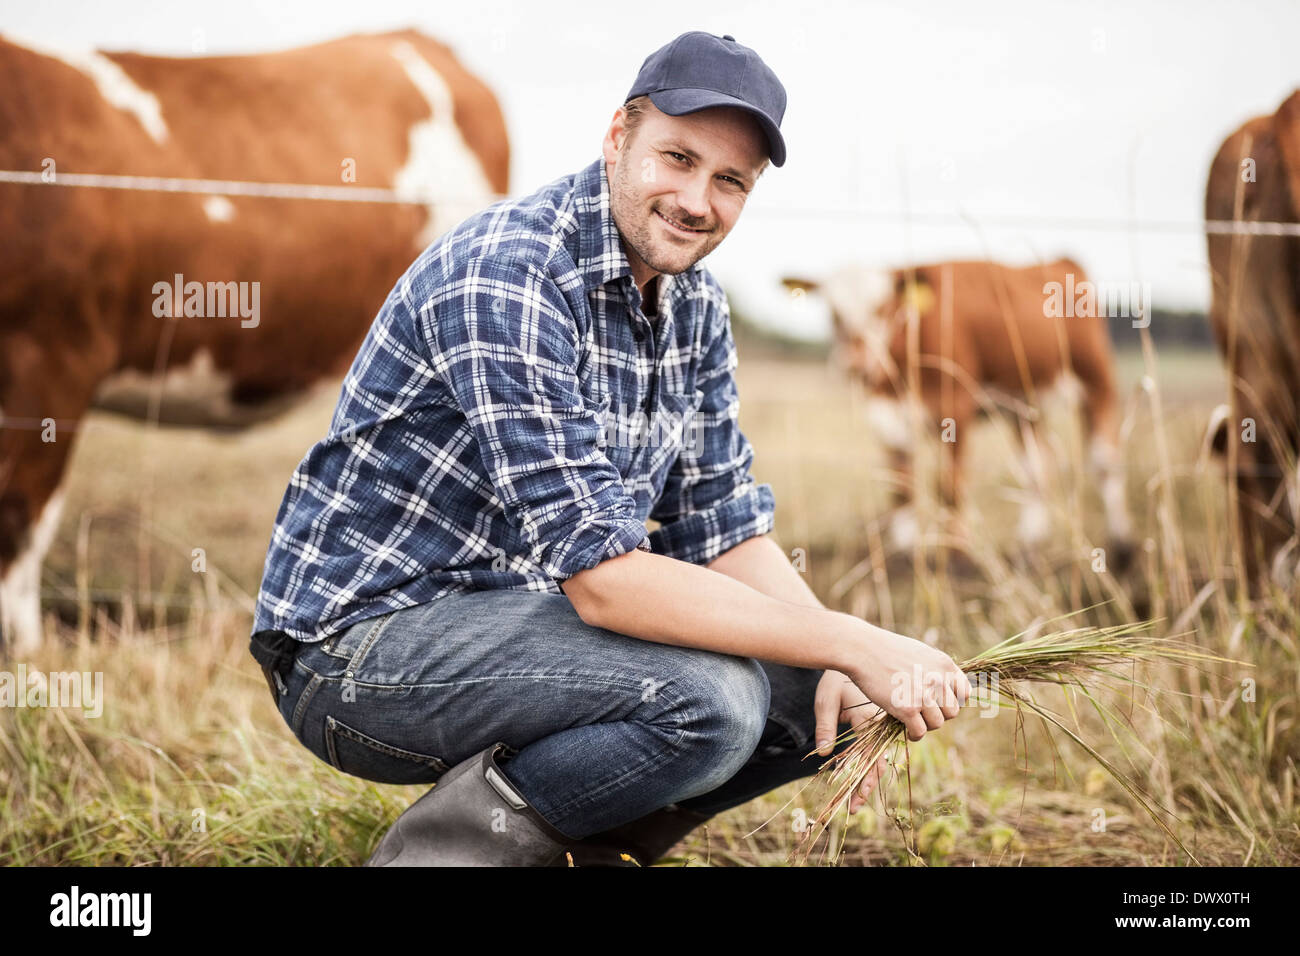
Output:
[248, 30, 970, 866]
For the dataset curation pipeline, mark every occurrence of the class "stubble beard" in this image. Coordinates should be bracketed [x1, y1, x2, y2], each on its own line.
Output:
[610, 155, 723, 277]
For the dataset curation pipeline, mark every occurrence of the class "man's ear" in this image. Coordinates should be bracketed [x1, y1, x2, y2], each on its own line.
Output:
[602, 108, 630, 164]
[781, 276, 821, 294]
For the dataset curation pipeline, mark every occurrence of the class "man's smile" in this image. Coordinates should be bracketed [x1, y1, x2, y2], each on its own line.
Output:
[654, 208, 711, 236]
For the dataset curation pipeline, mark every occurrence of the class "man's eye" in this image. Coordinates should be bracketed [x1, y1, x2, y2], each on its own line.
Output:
[667, 152, 688, 163]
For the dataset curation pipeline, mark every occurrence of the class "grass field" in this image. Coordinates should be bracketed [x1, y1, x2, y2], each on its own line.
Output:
[1, 341, 1296, 866]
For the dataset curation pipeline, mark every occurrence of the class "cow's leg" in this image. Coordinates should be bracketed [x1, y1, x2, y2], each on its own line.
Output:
[1014, 417, 1053, 550]
[1227, 388, 1297, 595]
[0, 331, 115, 655]
[887, 448, 920, 550]
[935, 395, 974, 545]
[0, 488, 66, 657]
[1077, 365, 1136, 573]
[862, 396, 918, 550]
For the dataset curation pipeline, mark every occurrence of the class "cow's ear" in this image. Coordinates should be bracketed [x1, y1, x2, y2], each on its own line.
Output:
[1274, 89, 1300, 223]
[895, 271, 936, 315]
[781, 276, 820, 294]
[894, 271, 929, 296]
[1204, 402, 1232, 459]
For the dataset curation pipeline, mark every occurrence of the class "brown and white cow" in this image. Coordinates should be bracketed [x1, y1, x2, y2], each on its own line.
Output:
[783, 259, 1134, 564]
[0, 29, 509, 654]
[1205, 89, 1300, 595]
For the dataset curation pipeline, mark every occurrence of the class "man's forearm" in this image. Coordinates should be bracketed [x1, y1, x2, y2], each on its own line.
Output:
[560, 545, 860, 672]
[705, 534, 822, 610]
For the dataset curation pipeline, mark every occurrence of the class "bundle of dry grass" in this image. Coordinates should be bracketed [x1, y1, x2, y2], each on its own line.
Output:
[793, 618, 1245, 866]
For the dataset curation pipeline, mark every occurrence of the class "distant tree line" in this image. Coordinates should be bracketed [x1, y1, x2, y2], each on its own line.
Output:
[1107, 308, 1214, 350]
[728, 306, 1217, 359]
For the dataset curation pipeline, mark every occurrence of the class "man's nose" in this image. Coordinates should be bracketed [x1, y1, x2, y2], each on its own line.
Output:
[675, 175, 711, 221]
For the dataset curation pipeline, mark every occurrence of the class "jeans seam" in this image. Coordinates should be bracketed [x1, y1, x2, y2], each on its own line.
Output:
[345, 609, 399, 675]
[313, 672, 673, 694]
[291, 672, 324, 740]
[324, 716, 342, 770]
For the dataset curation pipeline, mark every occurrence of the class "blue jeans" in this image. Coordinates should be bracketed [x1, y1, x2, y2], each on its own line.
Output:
[274, 588, 851, 840]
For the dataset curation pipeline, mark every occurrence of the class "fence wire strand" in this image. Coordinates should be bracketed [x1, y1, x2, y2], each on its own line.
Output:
[2, 167, 1298, 235]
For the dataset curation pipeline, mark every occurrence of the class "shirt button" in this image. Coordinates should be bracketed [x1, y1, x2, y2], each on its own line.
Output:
[633, 328, 645, 342]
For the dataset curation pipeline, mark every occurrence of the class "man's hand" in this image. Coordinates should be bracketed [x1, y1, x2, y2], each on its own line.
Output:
[814, 669, 890, 814]
[843, 624, 969, 743]
[704, 536, 964, 812]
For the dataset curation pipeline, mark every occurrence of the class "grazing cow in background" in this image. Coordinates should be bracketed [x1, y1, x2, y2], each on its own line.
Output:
[783, 259, 1135, 565]
[1205, 88, 1300, 595]
[0, 29, 510, 654]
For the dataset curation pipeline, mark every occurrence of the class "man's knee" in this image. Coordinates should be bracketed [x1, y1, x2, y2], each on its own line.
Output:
[665, 654, 770, 796]
[706, 654, 771, 746]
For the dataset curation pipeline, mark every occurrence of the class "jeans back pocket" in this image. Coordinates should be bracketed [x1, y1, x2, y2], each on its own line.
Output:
[324, 715, 450, 785]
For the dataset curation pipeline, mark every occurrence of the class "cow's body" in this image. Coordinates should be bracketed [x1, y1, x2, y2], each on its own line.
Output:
[784, 259, 1134, 561]
[0, 30, 510, 653]
[1205, 89, 1300, 594]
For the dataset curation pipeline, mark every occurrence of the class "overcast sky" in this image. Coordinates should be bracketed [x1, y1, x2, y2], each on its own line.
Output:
[5, 1, 1296, 336]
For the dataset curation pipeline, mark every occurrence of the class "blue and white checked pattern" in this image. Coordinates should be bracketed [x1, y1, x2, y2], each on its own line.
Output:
[252, 156, 775, 642]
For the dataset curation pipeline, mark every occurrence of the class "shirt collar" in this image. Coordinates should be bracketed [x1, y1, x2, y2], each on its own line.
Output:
[573, 156, 696, 309]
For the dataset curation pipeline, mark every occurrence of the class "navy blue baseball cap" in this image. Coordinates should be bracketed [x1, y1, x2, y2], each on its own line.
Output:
[625, 31, 787, 167]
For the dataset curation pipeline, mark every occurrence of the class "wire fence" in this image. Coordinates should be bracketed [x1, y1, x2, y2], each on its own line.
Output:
[3, 167, 1299, 235]
[0, 168, 498, 206]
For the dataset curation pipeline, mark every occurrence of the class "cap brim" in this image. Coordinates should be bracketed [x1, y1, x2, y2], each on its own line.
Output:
[647, 88, 785, 167]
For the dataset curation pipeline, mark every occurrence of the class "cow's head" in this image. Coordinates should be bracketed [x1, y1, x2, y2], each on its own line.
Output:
[782, 266, 931, 389]
[1276, 90, 1300, 308]
[1277, 90, 1300, 230]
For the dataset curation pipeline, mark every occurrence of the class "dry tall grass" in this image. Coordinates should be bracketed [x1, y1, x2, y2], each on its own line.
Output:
[0, 345, 1295, 866]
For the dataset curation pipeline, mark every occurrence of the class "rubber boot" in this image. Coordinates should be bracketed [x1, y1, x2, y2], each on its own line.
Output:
[566, 803, 712, 867]
[364, 741, 574, 867]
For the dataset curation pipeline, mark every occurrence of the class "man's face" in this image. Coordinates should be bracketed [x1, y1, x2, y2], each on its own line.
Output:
[602, 100, 767, 284]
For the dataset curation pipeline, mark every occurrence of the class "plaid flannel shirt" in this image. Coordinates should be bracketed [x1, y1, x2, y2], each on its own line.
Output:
[252, 156, 776, 643]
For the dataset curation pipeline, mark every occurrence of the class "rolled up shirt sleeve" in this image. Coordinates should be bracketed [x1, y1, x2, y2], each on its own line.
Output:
[423, 255, 649, 581]
[648, 282, 776, 565]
